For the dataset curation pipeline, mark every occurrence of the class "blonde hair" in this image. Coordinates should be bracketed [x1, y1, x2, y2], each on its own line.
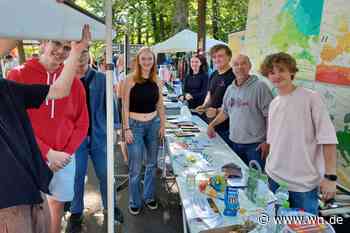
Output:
[132, 47, 157, 84]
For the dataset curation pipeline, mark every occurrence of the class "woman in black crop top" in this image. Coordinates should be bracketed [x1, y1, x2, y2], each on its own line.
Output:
[122, 47, 165, 215]
[129, 79, 159, 113]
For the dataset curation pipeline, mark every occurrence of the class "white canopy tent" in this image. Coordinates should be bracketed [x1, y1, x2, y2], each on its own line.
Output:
[0, 0, 107, 40]
[152, 29, 227, 53]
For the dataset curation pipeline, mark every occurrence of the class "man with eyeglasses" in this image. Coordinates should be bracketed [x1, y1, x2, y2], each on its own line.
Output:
[8, 38, 89, 233]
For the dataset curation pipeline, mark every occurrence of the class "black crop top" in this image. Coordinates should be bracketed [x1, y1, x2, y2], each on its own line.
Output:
[129, 79, 159, 113]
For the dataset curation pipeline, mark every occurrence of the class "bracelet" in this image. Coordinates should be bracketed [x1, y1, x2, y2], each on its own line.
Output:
[124, 128, 131, 131]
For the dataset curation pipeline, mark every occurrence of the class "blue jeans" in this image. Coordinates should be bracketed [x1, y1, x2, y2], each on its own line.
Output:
[229, 141, 265, 170]
[268, 178, 319, 215]
[70, 137, 110, 214]
[127, 117, 160, 208]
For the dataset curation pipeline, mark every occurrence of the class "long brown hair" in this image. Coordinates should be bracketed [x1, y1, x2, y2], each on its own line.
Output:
[132, 47, 157, 84]
[189, 54, 208, 75]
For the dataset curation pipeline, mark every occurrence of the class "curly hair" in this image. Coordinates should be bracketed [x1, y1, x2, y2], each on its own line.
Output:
[260, 52, 299, 79]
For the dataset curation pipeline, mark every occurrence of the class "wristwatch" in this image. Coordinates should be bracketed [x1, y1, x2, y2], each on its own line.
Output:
[324, 174, 337, 181]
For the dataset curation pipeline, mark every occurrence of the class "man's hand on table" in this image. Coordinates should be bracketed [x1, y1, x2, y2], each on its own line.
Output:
[206, 107, 217, 119]
[195, 105, 206, 115]
[207, 124, 216, 139]
[320, 178, 336, 201]
[257, 142, 270, 160]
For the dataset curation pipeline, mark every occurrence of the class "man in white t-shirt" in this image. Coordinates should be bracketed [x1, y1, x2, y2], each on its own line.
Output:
[260, 52, 338, 215]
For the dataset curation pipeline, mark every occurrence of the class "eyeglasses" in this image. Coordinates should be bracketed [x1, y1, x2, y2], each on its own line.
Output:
[50, 40, 71, 52]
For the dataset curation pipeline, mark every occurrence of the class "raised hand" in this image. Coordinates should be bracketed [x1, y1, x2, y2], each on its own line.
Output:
[71, 24, 91, 54]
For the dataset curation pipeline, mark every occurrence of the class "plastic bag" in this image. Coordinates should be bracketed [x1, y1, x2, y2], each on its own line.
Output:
[246, 160, 269, 206]
[178, 105, 192, 122]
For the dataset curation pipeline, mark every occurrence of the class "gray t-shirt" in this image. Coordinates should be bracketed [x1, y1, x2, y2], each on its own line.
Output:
[222, 75, 273, 144]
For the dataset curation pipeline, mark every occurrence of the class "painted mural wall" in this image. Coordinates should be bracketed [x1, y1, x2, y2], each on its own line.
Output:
[244, 0, 350, 190]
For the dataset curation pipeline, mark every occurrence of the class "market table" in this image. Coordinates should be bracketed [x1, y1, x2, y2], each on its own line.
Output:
[163, 112, 275, 233]
[162, 92, 335, 233]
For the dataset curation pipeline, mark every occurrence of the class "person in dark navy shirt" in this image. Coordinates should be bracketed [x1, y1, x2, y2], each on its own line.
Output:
[179, 54, 209, 109]
[0, 25, 90, 233]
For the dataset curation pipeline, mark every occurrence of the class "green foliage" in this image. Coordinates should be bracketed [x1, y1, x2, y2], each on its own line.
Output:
[76, 0, 248, 46]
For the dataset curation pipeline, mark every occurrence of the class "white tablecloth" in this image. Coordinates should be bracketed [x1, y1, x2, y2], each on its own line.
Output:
[165, 114, 275, 233]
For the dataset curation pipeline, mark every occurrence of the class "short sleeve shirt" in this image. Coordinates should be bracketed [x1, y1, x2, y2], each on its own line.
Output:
[208, 68, 235, 132]
[208, 69, 235, 108]
[266, 87, 338, 192]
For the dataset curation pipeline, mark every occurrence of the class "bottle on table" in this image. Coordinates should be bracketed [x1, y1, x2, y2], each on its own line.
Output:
[173, 78, 182, 97]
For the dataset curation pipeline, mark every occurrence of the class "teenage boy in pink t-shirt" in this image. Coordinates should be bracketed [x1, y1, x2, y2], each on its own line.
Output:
[260, 52, 338, 215]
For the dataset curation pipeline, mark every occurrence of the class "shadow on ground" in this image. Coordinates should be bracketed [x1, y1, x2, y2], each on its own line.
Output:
[62, 145, 184, 233]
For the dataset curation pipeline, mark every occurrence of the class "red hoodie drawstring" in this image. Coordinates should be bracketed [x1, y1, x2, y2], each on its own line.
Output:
[46, 72, 50, 106]
[46, 72, 56, 119]
[51, 73, 57, 119]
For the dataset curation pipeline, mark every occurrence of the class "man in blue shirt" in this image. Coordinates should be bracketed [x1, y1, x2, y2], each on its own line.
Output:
[67, 48, 123, 233]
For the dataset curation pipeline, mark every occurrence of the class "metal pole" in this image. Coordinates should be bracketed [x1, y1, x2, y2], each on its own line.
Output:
[105, 0, 115, 232]
[124, 33, 129, 75]
[182, 206, 188, 233]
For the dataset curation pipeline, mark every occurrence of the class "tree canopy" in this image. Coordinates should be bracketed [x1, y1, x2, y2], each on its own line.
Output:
[75, 0, 248, 45]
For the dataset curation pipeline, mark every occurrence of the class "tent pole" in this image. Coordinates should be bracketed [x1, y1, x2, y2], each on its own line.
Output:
[105, 0, 115, 232]
[124, 33, 129, 75]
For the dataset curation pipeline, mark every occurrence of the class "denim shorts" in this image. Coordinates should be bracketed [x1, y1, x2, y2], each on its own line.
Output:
[48, 155, 76, 202]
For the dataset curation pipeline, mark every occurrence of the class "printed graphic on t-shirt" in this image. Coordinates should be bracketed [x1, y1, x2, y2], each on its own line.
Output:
[227, 97, 250, 108]
[218, 80, 225, 87]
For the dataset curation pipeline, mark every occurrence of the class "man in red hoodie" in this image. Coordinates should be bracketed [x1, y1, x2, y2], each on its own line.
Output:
[8, 36, 89, 233]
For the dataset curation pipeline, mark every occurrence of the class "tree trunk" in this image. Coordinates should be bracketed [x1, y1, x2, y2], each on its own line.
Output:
[211, 0, 219, 39]
[172, 0, 189, 34]
[137, 27, 142, 44]
[17, 40, 26, 65]
[130, 31, 136, 45]
[197, 0, 206, 53]
[147, 0, 160, 43]
[159, 13, 165, 41]
[146, 30, 150, 45]
[137, 17, 143, 44]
